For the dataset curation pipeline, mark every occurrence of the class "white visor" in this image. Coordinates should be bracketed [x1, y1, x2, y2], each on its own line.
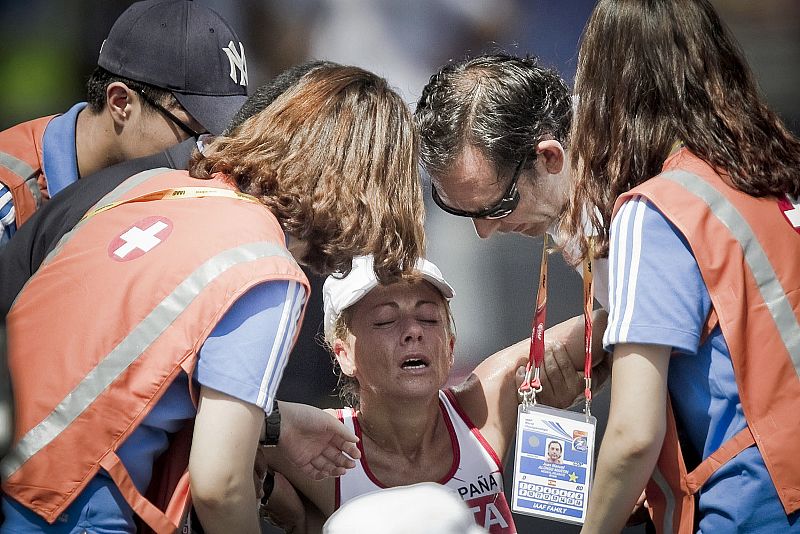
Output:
[322, 255, 455, 337]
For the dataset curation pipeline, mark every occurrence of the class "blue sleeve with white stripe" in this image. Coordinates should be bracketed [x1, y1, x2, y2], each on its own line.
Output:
[0, 184, 17, 245]
[603, 197, 712, 354]
[196, 279, 306, 412]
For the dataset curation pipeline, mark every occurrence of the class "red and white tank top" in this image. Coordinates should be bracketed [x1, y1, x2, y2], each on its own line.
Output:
[335, 389, 516, 533]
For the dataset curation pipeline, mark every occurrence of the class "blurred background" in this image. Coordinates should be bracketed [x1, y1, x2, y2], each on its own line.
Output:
[1, 1, 798, 532]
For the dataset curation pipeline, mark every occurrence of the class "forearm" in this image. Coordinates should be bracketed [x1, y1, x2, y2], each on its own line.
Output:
[582, 343, 669, 534]
[581, 422, 663, 533]
[190, 387, 265, 534]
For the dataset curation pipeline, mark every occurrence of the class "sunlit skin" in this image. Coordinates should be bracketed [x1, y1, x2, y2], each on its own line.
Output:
[128, 98, 202, 154]
[74, 83, 203, 179]
[334, 279, 455, 403]
[432, 141, 572, 239]
[258, 274, 603, 530]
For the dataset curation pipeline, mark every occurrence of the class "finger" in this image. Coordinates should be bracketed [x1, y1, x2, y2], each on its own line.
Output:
[329, 434, 361, 460]
[543, 346, 573, 393]
[337, 440, 361, 461]
[300, 462, 327, 481]
[321, 444, 357, 469]
[515, 365, 526, 389]
[327, 418, 359, 444]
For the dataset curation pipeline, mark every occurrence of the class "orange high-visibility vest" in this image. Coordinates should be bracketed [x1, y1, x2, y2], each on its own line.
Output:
[613, 149, 800, 533]
[3, 168, 310, 533]
[0, 115, 54, 227]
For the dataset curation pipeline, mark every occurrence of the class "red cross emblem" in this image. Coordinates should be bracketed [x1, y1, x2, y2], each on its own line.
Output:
[108, 216, 174, 261]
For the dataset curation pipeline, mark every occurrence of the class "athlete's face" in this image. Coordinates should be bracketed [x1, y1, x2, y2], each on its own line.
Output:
[335, 280, 455, 401]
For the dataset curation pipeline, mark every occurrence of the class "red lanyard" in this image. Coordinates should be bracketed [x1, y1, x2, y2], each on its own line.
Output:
[519, 234, 595, 416]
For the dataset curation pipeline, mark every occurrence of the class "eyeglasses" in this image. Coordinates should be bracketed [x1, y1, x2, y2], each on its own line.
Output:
[431, 153, 528, 220]
[136, 89, 203, 139]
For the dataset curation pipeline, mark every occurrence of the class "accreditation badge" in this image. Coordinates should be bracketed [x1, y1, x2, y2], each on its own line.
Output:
[511, 404, 596, 525]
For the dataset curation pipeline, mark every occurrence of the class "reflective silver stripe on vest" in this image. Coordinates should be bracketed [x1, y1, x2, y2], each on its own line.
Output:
[7, 169, 174, 312]
[0, 152, 36, 182]
[662, 170, 800, 379]
[42, 168, 173, 268]
[1, 241, 295, 478]
[651, 467, 675, 533]
[0, 151, 41, 209]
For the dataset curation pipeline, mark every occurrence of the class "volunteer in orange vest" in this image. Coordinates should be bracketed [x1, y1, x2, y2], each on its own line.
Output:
[2, 64, 425, 534]
[259, 256, 603, 534]
[564, 0, 800, 532]
[0, 0, 248, 246]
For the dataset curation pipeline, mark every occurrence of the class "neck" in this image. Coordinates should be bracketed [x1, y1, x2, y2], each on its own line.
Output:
[357, 393, 444, 459]
[75, 107, 122, 178]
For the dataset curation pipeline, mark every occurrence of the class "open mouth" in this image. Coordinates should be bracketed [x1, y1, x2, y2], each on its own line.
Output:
[401, 357, 429, 370]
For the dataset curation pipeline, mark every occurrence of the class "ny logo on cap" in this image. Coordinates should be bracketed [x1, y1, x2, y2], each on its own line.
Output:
[222, 41, 248, 86]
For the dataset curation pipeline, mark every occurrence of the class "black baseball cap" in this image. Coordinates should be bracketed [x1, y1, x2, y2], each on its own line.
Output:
[98, 0, 248, 135]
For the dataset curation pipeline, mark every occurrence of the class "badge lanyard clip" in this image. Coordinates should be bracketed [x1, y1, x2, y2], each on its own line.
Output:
[518, 234, 595, 420]
[518, 235, 549, 408]
[582, 246, 594, 420]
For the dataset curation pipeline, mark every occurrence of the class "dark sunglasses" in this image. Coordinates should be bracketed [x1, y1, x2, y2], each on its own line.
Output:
[431, 153, 528, 220]
[136, 89, 203, 139]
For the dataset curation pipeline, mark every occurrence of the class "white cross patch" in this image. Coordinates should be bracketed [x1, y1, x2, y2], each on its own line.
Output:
[108, 216, 173, 262]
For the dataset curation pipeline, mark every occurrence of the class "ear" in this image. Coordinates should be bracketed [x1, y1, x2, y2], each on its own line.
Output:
[333, 338, 357, 377]
[535, 139, 565, 175]
[106, 82, 135, 126]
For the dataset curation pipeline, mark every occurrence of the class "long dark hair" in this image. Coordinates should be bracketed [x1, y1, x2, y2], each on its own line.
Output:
[567, 0, 800, 260]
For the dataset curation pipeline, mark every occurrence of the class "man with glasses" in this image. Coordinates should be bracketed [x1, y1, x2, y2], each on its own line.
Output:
[415, 53, 611, 390]
[0, 0, 248, 246]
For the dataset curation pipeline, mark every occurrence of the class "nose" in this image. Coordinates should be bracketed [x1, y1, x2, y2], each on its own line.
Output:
[402, 319, 424, 344]
[473, 217, 501, 239]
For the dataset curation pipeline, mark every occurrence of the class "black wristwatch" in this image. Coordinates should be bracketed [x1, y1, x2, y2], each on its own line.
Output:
[260, 400, 281, 447]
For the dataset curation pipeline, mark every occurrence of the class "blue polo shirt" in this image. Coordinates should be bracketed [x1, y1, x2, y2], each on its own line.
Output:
[41, 102, 85, 197]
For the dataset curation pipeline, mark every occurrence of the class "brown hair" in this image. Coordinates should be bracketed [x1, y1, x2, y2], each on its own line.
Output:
[190, 65, 425, 280]
[566, 0, 800, 261]
[416, 53, 571, 178]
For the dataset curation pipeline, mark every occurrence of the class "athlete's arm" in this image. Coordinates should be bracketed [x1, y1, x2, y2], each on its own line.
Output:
[260, 472, 309, 534]
[260, 470, 328, 534]
[451, 309, 608, 463]
[257, 408, 341, 519]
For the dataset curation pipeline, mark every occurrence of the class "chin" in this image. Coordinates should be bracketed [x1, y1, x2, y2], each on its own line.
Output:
[394, 379, 441, 400]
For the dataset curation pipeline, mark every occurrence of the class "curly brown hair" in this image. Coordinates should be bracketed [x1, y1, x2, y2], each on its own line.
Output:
[566, 0, 800, 261]
[190, 65, 425, 281]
